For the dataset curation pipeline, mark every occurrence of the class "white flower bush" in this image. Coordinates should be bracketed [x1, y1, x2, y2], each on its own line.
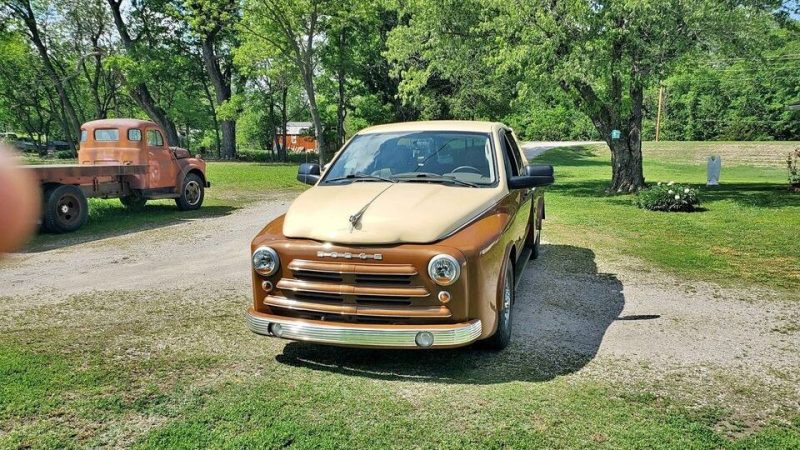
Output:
[635, 182, 700, 212]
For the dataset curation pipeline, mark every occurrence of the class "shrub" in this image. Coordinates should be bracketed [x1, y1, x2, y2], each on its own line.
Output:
[55, 150, 75, 159]
[788, 148, 800, 190]
[236, 148, 271, 162]
[635, 182, 700, 212]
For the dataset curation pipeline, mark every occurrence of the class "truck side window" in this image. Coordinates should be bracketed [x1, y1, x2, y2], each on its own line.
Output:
[146, 130, 164, 147]
[503, 130, 526, 175]
[501, 132, 521, 177]
[128, 129, 142, 141]
[80, 130, 87, 142]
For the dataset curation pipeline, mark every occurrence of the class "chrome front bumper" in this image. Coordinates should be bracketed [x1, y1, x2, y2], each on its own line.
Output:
[246, 308, 482, 348]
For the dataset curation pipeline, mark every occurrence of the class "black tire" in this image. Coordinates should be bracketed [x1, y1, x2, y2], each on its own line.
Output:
[42, 184, 88, 233]
[483, 260, 515, 350]
[120, 190, 147, 210]
[175, 173, 204, 211]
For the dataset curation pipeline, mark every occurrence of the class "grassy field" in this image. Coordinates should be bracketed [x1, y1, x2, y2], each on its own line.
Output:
[25, 161, 305, 251]
[3, 142, 799, 448]
[534, 141, 800, 292]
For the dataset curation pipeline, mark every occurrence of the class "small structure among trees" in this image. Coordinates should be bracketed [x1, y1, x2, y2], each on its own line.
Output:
[276, 122, 316, 153]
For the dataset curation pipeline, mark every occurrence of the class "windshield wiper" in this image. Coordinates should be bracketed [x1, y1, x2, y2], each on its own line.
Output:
[326, 173, 397, 184]
[392, 172, 479, 187]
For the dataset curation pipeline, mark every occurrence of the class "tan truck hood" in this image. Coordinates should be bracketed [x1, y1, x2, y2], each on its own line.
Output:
[282, 182, 503, 245]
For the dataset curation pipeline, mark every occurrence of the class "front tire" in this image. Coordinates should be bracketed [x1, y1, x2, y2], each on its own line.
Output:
[42, 184, 88, 233]
[175, 173, 204, 211]
[483, 260, 514, 350]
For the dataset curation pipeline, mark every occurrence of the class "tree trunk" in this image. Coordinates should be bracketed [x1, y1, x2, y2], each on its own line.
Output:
[200, 36, 235, 159]
[107, 0, 179, 145]
[220, 120, 236, 159]
[608, 81, 646, 192]
[336, 28, 346, 149]
[280, 86, 288, 162]
[301, 69, 325, 164]
[608, 138, 645, 192]
[133, 85, 181, 145]
[16, 1, 81, 142]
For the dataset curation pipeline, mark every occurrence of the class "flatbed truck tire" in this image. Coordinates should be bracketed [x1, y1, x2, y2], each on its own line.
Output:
[42, 184, 88, 233]
[175, 173, 204, 211]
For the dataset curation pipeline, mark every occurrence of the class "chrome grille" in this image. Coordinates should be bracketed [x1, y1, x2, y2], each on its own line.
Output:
[263, 259, 446, 323]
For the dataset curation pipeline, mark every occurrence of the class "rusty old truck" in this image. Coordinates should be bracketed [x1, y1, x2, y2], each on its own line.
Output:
[23, 119, 210, 233]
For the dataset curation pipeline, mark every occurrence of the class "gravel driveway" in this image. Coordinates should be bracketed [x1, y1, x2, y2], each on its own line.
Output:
[1, 191, 798, 429]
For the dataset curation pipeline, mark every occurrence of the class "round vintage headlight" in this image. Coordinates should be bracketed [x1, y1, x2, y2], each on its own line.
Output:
[427, 254, 460, 286]
[252, 246, 280, 276]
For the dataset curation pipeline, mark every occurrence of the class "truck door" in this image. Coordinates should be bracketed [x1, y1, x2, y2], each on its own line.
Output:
[145, 129, 178, 190]
[501, 129, 532, 248]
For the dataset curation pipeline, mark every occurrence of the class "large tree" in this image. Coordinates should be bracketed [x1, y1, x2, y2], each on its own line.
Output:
[497, 0, 779, 191]
[242, 0, 328, 164]
[185, 0, 239, 158]
[3, 0, 83, 141]
[106, 0, 181, 145]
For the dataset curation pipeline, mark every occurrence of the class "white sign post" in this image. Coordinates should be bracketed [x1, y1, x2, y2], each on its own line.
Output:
[707, 155, 721, 186]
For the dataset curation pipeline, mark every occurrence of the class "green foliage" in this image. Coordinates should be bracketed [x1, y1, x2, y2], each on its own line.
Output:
[635, 182, 700, 212]
[789, 149, 800, 187]
[649, 28, 800, 141]
[55, 150, 74, 159]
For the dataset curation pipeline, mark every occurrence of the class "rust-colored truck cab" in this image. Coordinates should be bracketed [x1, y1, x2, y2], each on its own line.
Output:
[24, 118, 209, 233]
[247, 121, 554, 350]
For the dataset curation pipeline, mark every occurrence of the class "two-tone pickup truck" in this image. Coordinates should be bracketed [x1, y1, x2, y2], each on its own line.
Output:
[246, 121, 554, 350]
[24, 119, 209, 233]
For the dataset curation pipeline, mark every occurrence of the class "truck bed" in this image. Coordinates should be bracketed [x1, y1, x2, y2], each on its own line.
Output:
[23, 164, 148, 183]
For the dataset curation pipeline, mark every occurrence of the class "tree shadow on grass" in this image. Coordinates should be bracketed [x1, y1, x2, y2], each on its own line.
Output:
[275, 244, 626, 384]
[701, 183, 800, 208]
[24, 204, 237, 253]
[533, 145, 608, 167]
[550, 180, 798, 209]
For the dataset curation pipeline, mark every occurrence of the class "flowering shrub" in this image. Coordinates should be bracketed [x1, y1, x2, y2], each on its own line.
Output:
[788, 148, 800, 190]
[635, 181, 700, 212]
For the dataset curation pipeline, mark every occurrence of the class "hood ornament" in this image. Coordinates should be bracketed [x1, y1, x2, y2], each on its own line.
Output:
[348, 183, 395, 230]
[349, 210, 364, 227]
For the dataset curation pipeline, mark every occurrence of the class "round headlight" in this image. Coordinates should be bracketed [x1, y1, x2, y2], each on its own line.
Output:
[252, 246, 280, 276]
[427, 254, 461, 286]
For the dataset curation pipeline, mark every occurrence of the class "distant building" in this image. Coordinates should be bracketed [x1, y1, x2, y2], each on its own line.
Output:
[276, 121, 316, 153]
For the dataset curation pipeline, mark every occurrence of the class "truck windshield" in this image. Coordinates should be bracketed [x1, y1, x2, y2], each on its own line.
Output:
[322, 131, 496, 187]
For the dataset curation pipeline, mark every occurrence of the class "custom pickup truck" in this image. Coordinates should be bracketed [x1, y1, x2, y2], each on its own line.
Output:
[23, 119, 209, 233]
[247, 121, 553, 349]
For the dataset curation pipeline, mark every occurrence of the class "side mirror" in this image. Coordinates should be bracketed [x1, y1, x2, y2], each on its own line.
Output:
[297, 163, 321, 185]
[508, 164, 554, 189]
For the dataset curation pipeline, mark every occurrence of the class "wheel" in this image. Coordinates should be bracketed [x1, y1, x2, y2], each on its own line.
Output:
[175, 173, 204, 211]
[483, 260, 514, 350]
[42, 184, 88, 233]
[120, 190, 147, 210]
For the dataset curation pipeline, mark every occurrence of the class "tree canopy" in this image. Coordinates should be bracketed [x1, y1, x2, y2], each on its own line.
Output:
[0, 0, 797, 182]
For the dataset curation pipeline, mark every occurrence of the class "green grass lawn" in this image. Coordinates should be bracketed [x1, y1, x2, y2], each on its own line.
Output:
[534, 141, 800, 292]
[4, 142, 800, 448]
[25, 161, 305, 251]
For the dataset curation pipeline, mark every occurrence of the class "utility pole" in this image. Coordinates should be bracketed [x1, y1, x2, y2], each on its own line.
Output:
[655, 85, 665, 142]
